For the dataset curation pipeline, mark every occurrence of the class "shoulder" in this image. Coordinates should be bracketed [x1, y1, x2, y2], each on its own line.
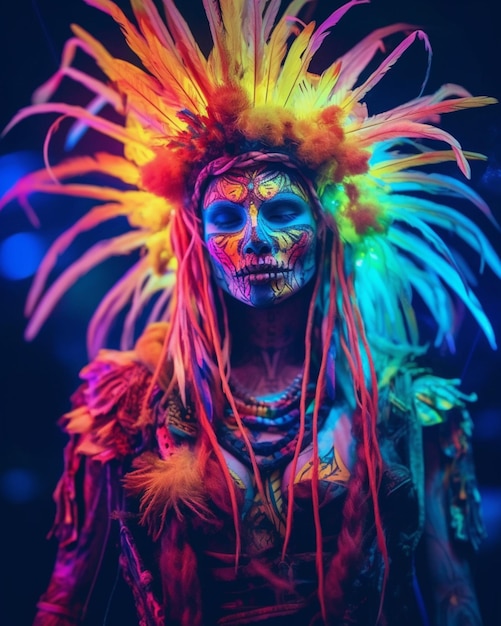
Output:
[401, 368, 485, 549]
[378, 357, 476, 432]
[410, 371, 477, 431]
[61, 322, 172, 462]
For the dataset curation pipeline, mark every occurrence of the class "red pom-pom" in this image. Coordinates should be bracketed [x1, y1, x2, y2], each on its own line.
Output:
[318, 105, 344, 139]
[348, 204, 382, 235]
[209, 84, 251, 128]
[141, 149, 189, 203]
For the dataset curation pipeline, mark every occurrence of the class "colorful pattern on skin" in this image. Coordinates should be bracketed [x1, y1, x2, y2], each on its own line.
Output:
[202, 168, 317, 307]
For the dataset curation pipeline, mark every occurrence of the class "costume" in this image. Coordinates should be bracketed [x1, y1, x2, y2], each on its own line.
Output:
[33, 342, 484, 626]
[1, 0, 498, 624]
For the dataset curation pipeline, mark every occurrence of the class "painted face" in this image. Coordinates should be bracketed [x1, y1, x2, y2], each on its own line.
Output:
[201, 167, 318, 307]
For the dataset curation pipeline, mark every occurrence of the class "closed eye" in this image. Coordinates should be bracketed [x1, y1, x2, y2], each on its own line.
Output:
[203, 202, 245, 233]
[265, 209, 300, 223]
[261, 194, 312, 224]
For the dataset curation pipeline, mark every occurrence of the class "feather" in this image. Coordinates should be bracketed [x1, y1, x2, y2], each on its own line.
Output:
[32, 37, 84, 104]
[34, 61, 121, 111]
[131, 0, 174, 50]
[75, 15, 205, 120]
[87, 259, 149, 356]
[275, 21, 316, 107]
[219, 0, 245, 76]
[382, 169, 495, 221]
[387, 228, 496, 348]
[2, 101, 150, 150]
[343, 30, 431, 110]
[123, 449, 216, 538]
[146, 278, 175, 328]
[0, 153, 140, 215]
[121, 270, 167, 351]
[400, 258, 455, 347]
[25, 203, 127, 317]
[84, 0, 144, 48]
[352, 120, 471, 178]
[428, 83, 472, 102]
[202, 0, 228, 79]
[335, 23, 417, 95]
[362, 239, 413, 343]
[307, 0, 370, 58]
[371, 149, 483, 177]
[65, 96, 109, 150]
[129, 2, 209, 110]
[161, 0, 212, 95]
[310, 60, 342, 107]
[70, 25, 190, 130]
[259, 0, 310, 104]
[367, 95, 497, 127]
[244, 0, 265, 103]
[384, 195, 501, 276]
[386, 207, 463, 270]
[25, 231, 147, 342]
[262, 0, 282, 41]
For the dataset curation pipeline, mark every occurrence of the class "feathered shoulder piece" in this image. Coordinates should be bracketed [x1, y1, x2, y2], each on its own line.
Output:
[61, 347, 155, 461]
[1, 0, 499, 352]
[59, 321, 186, 461]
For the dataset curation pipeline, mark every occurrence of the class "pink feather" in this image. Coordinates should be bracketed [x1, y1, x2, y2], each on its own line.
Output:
[335, 23, 417, 95]
[87, 258, 149, 356]
[344, 30, 432, 109]
[354, 120, 471, 177]
[308, 0, 370, 57]
[25, 231, 147, 342]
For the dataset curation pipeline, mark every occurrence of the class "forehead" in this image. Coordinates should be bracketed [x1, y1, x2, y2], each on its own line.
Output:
[202, 166, 310, 207]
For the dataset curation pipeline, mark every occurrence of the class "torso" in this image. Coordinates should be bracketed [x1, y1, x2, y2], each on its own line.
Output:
[218, 401, 354, 550]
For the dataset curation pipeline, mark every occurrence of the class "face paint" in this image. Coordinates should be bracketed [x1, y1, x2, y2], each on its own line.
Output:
[201, 167, 318, 307]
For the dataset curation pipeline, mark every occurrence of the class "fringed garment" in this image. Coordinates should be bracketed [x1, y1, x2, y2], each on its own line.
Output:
[32, 345, 485, 626]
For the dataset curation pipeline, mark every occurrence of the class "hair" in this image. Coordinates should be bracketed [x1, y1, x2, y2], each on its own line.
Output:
[146, 152, 389, 622]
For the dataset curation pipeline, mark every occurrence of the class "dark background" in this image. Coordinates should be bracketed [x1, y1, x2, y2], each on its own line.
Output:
[0, 1, 500, 625]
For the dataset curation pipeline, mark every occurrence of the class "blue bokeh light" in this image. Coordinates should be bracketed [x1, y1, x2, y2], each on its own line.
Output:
[0, 232, 46, 280]
[0, 467, 41, 504]
[0, 150, 40, 197]
[480, 487, 501, 545]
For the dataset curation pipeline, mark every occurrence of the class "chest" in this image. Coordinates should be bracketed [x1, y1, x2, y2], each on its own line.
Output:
[218, 405, 354, 554]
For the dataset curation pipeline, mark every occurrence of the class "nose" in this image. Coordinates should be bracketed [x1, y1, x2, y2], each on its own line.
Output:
[243, 225, 272, 255]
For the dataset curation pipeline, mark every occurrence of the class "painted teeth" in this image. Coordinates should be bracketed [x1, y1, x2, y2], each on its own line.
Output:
[235, 264, 291, 279]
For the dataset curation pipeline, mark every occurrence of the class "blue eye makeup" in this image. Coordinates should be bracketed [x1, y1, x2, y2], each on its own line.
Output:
[261, 193, 311, 224]
[203, 202, 246, 233]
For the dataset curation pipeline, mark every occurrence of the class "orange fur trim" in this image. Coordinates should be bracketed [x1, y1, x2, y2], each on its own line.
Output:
[238, 106, 296, 147]
[209, 84, 251, 127]
[123, 447, 217, 540]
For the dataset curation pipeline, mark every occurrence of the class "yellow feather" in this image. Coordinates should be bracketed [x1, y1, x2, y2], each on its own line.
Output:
[275, 21, 316, 107]
[220, 0, 245, 79]
[312, 60, 342, 107]
[260, 0, 311, 104]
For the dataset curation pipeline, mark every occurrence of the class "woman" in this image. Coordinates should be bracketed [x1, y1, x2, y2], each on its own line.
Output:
[2, 0, 498, 624]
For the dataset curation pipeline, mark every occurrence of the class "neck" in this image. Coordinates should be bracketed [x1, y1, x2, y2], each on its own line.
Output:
[226, 283, 314, 391]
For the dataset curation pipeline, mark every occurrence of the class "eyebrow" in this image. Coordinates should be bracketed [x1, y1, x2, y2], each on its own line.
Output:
[202, 199, 245, 213]
[260, 192, 310, 207]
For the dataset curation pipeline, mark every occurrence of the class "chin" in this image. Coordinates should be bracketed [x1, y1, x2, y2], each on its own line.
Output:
[248, 282, 297, 308]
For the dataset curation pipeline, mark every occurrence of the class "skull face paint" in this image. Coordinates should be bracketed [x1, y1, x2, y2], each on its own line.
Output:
[201, 167, 318, 307]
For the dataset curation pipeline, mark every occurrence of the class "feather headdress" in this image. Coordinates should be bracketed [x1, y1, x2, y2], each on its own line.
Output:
[1, 0, 499, 355]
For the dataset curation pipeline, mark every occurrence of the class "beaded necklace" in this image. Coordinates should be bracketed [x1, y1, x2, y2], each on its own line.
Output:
[217, 372, 330, 472]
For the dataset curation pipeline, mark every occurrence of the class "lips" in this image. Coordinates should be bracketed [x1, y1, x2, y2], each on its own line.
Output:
[236, 263, 290, 279]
